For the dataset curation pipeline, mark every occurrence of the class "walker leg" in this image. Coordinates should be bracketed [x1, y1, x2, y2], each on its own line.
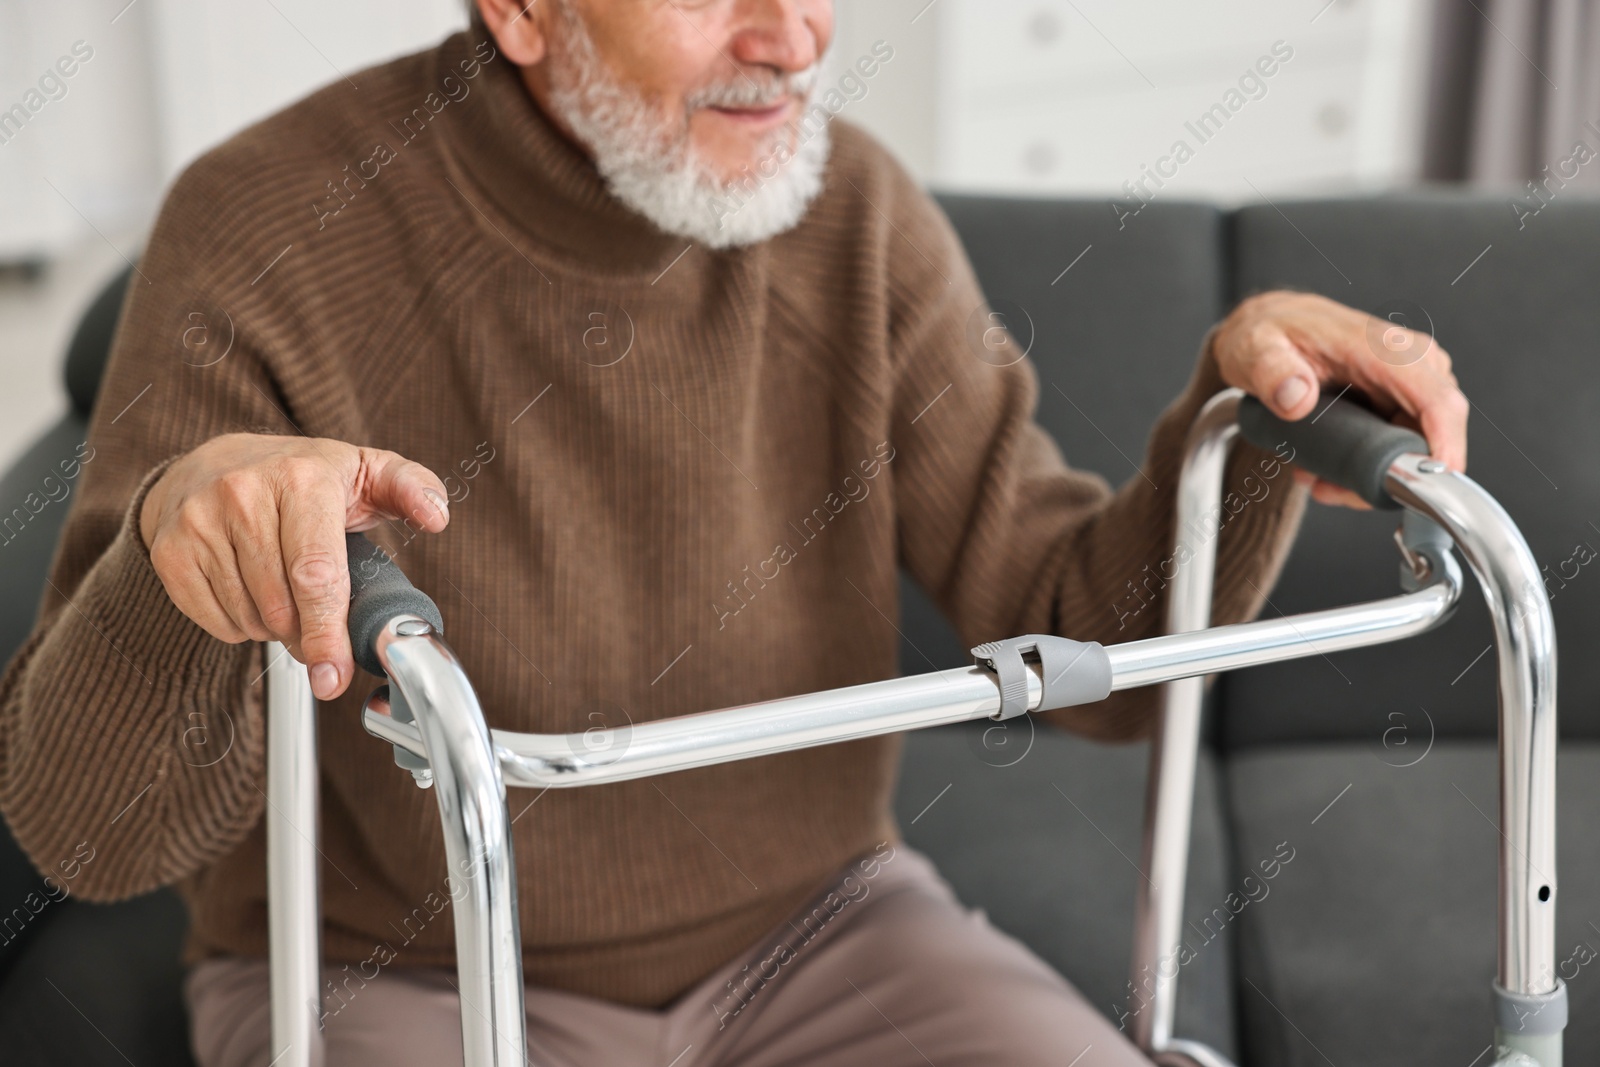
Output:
[372, 624, 528, 1067]
[266, 642, 323, 1067]
[1129, 391, 1240, 1066]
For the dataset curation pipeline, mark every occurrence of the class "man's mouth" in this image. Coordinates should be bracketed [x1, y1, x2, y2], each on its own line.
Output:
[707, 97, 796, 128]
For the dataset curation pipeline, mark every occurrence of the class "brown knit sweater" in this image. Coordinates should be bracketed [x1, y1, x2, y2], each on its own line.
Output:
[0, 29, 1305, 1007]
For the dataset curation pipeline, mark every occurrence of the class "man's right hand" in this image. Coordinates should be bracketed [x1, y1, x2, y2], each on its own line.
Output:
[139, 433, 451, 699]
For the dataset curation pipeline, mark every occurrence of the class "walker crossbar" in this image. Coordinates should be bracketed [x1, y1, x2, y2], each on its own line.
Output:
[263, 389, 1561, 1067]
[359, 582, 1458, 792]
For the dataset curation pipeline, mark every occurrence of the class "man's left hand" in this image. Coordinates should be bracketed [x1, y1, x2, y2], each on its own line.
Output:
[1211, 290, 1468, 510]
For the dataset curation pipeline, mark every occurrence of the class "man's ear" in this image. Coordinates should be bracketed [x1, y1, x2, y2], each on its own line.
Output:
[475, 0, 552, 66]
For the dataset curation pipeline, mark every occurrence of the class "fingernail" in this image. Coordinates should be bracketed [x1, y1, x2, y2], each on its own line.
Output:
[423, 489, 450, 524]
[1274, 376, 1311, 412]
[311, 662, 339, 699]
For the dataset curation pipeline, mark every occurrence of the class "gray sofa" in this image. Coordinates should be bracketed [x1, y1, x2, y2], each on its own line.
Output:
[3, 191, 1597, 1066]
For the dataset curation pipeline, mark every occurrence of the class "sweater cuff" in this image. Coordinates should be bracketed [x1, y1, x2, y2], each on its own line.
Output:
[1184, 322, 1234, 417]
[68, 456, 240, 681]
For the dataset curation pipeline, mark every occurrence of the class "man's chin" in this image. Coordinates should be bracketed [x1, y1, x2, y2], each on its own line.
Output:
[690, 110, 804, 179]
[601, 120, 830, 251]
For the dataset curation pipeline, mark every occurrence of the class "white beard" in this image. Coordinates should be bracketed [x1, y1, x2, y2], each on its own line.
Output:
[541, 2, 831, 250]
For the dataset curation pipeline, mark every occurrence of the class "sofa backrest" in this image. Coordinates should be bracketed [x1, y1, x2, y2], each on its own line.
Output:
[1220, 194, 1600, 749]
[63, 264, 134, 418]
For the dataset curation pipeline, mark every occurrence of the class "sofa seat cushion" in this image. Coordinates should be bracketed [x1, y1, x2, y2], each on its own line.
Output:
[1227, 740, 1599, 1066]
[0, 890, 194, 1067]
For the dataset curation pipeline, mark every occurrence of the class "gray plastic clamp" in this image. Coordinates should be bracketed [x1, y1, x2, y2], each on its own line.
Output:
[971, 635, 1114, 720]
[383, 683, 433, 785]
[1396, 509, 1455, 594]
[1492, 980, 1568, 1037]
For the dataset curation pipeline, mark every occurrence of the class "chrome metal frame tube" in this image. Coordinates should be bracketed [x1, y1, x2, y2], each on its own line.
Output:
[1103, 551, 1457, 690]
[1153, 1038, 1241, 1067]
[373, 620, 528, 1067]
[1385, 456, 1561, 1002]
[492, 667, 1030, 788]
[266, 643, 322, 1067]
[363, 665, 1039, 788]
[1127, 391, 1239, 1060]
[360, 581, 1457, 792]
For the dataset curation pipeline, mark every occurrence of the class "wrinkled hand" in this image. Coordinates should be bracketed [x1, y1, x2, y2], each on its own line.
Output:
[1211, 290, 1468, 509]
[139, 433, 451, 699]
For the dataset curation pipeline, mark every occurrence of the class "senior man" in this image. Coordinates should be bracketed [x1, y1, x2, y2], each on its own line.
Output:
[0, 1, 1466, 1064]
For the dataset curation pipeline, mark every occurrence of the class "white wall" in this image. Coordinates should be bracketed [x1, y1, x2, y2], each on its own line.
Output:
[0, 0, 469, 263]
[0, 0, 470, 471]
[0, 0, 164, 260]
[145, 0, 468, 178]
[830, 0, 942, 180]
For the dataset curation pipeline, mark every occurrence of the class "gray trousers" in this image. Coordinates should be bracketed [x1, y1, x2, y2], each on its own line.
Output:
[185, 846, 1150, 1066]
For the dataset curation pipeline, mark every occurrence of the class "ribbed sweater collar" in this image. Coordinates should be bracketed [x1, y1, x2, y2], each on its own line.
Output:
[431, 27, 691, 277]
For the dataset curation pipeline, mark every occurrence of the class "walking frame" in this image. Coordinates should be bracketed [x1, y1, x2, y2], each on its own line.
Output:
[261, 389, 1563, 1067]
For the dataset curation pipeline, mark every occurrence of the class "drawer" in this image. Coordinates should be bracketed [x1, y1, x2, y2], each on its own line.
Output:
[939, 0, 1377, 98]
[935, 55, 1378, 197]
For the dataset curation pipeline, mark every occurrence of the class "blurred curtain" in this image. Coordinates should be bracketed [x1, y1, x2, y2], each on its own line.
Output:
[1423, 0, 1600, 184]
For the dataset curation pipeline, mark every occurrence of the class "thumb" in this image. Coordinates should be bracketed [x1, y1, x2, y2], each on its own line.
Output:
[348, 447, 451, 534]
[1241, 327, 1320, 421]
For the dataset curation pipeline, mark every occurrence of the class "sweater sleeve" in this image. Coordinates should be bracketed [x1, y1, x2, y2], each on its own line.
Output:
[888, 205, 1308, 742]
[0, 156, 294, 900]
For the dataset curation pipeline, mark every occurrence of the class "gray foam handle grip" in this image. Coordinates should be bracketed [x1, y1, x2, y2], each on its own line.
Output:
[1237, 393, 1428, 509]
[346, 532, 444, 678]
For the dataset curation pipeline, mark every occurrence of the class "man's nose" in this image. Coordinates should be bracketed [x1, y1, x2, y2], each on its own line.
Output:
[729, 0, 826, 75]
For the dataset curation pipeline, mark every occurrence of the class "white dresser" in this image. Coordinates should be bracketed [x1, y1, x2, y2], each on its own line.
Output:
[912, 0, 1433, 198]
